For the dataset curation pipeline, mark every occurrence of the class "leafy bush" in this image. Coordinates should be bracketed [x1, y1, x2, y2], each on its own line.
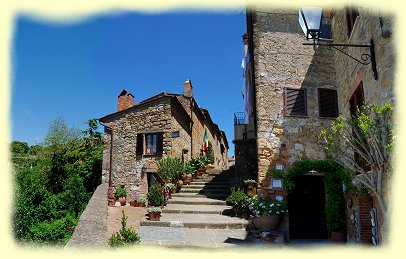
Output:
[157, 157, 184, 182]
[188, 155, 210, 171]
[109, 210, 140, 248]
[226, 187, 249, 209]
[115, 187, 127, 198]
[147, 207, 162, 213]
[146, 183, 164, 206]
[183, 163, 196, 174]
[165, 183, 176, 191]
[325, 171, 347, 231]
[206, 141, 214, 164]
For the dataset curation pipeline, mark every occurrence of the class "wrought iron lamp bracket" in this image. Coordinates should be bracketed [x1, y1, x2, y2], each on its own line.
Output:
[303, 39, 378, 80]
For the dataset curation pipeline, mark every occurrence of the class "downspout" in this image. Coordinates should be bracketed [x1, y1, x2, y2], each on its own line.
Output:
[100, 121, 113, 188]
[190, 98, 194, 159]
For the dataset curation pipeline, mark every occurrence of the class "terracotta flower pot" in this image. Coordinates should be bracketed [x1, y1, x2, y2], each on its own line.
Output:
[331, 230, 346, 243]
[118, 196, 126, 206]
[183, 173, 192, 185]
[130, 201, 144, 207]
[149, 212, 161, 221]
[252, 214, 281, 231]
[197, 167, 206, 175]
[246, 185, 257, 197]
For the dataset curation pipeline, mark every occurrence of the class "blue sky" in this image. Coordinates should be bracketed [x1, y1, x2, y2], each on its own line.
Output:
[11, 10, 247, 156]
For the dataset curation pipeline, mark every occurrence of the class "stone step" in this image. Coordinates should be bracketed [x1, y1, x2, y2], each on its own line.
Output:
[140, 213, 248, 229]
[190, 181, 229, 185]
[167, 197, 227, 205]
[171, 193, 229, 199]
[181, 184, 230, 189]
[179, 188, 230, 194]
[162, 204, 232, 214]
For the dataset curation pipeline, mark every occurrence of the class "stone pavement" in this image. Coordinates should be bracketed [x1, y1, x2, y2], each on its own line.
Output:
[138, 169, 280, 249]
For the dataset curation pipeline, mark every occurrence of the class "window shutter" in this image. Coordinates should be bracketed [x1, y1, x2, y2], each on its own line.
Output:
[318, 89, 338, 118]
[156, 132, 164, 155]
[285, 88, 307, 116]
[136, 133, 143, 156]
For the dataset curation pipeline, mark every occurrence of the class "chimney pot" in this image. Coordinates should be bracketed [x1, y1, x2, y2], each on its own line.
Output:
[184, 79, 193, 97]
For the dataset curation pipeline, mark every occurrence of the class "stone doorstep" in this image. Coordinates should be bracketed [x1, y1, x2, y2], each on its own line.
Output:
[189, 181, 229, 185]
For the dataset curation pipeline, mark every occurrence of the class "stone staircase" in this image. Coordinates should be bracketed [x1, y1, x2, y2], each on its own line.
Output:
[138, 169, 254, 248]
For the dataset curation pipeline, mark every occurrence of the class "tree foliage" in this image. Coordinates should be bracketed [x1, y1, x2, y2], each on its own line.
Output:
[12, 118, 103, 245]
[320, 102, 394, 241]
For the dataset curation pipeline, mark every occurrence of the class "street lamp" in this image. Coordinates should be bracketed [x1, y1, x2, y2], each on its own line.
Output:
[299, 8, 378, 80]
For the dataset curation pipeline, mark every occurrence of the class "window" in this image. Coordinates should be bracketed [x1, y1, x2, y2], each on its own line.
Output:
[284, 88, 307, 117]
[136, 132, 163, 156]
[345, 7, 359, 38]
[318, 89, 338, 118]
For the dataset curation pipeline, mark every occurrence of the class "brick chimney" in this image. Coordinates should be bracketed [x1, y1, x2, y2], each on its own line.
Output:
[183, 79, 193, 98]
[118, 89, 134, 112]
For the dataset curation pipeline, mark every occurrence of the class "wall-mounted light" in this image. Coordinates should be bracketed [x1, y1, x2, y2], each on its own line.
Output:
[299, 8, 378, 80]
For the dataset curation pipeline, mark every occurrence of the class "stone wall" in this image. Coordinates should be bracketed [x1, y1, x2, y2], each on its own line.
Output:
[331, 8, 395, 244]
[252, 9, 337, 189]
[170, 100, 192, 160]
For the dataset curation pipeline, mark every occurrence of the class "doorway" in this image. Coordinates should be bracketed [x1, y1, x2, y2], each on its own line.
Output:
[288, 175, 328, 239]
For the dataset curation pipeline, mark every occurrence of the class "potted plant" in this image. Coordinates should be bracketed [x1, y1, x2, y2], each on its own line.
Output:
[164, 183, 176, 200]
[226, 187, 249, 218]
[247, 195, 288, 231]
[129, 194, 145, 207]
[115, 187, 127, 206]
[244, 179, 257, 197]
[146, 183, 165, 208]
[182, 163, 195, 185]
[147, 207, 162, 221]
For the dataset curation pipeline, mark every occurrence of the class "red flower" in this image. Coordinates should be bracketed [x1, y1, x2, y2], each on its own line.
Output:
[68, 227, 73, 232]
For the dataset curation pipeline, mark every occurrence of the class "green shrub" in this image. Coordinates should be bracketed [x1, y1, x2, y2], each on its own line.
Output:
[157, 157, 184, 182]
[109, 210, 140, 248]
[206, 142, 214, 164]
[115, 187, 127, 198]
[325, 171, 346, 231]
[146, 183, 164, 206]
[226, 188, 249, 209]
[183, 163, 195, 174]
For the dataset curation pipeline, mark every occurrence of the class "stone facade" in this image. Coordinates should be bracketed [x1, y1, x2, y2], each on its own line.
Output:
[244, 6, 394, 244]
[100, 80, 229, 200]
[249, 8, 337, 190]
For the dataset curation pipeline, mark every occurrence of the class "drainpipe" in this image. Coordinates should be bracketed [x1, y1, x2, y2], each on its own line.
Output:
[100, 121, 116, 206]
[190, 98, 194, 159]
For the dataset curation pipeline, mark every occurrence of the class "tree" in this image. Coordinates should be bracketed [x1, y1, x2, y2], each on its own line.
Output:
[321, 102, 394, 242]
[11, 141, 29, 156]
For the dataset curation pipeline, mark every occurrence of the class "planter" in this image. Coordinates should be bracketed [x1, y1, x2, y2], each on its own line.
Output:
[118, 196, 126, 206]
[330, 230, 346, 243]
[197, 167, 206, 175]
[130, 201, 144, 207]
[234, 207, 243, 218]
[246, 185, 257, 197]
[183, 173, 192, 185]
[252, 214, 281, 231]
[148, 211, 161, 221]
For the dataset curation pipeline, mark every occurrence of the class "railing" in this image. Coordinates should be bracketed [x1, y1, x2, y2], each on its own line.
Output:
[234, 112, 246, 125]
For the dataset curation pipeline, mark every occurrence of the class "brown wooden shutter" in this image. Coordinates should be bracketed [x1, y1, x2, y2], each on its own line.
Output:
[285, 88, 307, 116]
[136, 133, 143, 156]
[156, 132, 164, 155]
[318, 89, 338, 118]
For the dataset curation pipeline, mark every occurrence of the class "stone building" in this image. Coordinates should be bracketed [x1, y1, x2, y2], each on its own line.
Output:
[100, 79, 229, 199]
[237, 6, 394, 243]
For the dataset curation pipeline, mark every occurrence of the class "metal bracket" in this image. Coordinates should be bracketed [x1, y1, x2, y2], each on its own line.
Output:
[303, 39, 378, 80]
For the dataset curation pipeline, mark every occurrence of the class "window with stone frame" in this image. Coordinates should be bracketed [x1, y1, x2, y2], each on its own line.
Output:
[136, 132, 163, 156]
[284, 88, 307, 117]
[345, 7, 359, 38]
[318, 88, 338, 118]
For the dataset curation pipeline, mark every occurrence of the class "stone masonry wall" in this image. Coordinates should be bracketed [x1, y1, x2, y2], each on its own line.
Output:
[252, 9, 337, 190]
[170, 101, 192, 160]
[331, 8, 395, 244]
[102, 99, 172, 200]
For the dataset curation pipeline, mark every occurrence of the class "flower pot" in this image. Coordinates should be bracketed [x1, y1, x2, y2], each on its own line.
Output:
[149, 211, 161, 221]
[252, 214, 281, 231]
[234, 207, 243, 218]
[197, 167, 206, 175]
[246, 185, 256, 197]
[330, 230, 346, 243]
[118, 196, 126, 206]
[183, 173, 192, 185]
[130, 201, 144, 207]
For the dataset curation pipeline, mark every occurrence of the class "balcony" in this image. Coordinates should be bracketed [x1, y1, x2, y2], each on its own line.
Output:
[234, 112, 246, 125]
